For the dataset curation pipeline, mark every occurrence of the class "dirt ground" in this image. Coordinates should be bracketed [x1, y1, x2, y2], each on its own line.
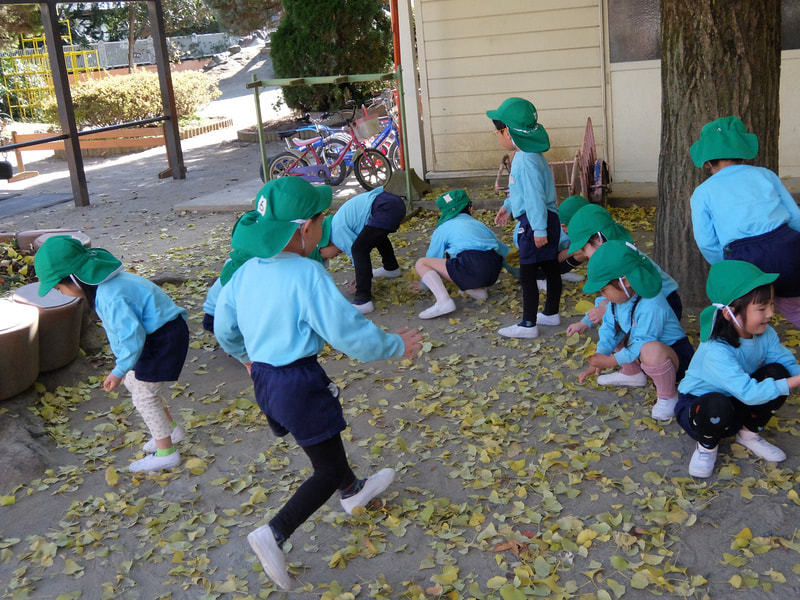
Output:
[1, 43, 800, 600]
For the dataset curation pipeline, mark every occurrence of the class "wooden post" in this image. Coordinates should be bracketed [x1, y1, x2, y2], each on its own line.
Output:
[147, 0, 185, 179]
[39, 0, 90, 207]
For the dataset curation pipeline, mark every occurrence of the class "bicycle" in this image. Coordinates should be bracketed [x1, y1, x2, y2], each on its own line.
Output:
[267, 108, 392, 191]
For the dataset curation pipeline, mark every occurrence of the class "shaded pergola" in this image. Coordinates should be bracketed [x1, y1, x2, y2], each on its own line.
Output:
[0, 0, 185, 207]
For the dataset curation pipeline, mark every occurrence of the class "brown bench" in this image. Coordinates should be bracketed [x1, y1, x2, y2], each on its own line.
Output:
[9, 125, 167, 182]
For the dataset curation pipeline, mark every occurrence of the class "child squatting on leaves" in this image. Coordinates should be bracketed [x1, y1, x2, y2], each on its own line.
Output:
[578, 240, 694, 421]
[487, 97, 563, 339]
[690, 115, 800, 327]
[565, 204, 684, 389]
[675, 260, 800, 478]
[212, 177, 422, 590]
[413, 189, 509, 319]
[34, 236, 189, 473]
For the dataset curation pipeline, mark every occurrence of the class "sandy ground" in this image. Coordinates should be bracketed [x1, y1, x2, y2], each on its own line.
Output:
[1, 43, 800, 600]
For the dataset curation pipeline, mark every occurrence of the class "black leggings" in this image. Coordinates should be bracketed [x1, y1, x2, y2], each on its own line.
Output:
[520, 260, 562, 323]
[351, 225, 398, 303]
[682, 363, 789, 449]
[268, 435, 356, 542]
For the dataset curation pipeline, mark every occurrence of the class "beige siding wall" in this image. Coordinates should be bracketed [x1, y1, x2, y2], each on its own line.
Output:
[416, 0, 606, 178]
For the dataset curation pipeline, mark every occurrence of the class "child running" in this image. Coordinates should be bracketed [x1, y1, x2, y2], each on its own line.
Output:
[213, 177, 422, 590]
[578, 240, 694, 420]
[34, 236, 189, 472]
[318, 186, 406, 315]
[690, 116, 800, 326]
[487, 97, 562, 338]
[676, 260, 800, 478]
[413, 189, 509, 318]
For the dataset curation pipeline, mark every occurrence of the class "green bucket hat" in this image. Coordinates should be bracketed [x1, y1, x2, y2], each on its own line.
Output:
[699, 260, 778, 341]
[567, 204, 632, 254]
[486, 97, 550, 153]
[689, 116, 759, 168]
[220, 178, 332, 284]
[582, 240, 662, 298]
[35, 235, 123, 297]
[436, 189, 471, 226]
[558, 195, 589, 227]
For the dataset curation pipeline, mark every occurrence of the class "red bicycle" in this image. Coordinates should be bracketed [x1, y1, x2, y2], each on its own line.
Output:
[267, 107, 392, 191]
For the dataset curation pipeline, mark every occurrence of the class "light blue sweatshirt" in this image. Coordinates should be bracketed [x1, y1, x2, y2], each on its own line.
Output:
[203, 277, 223, 315]
[426, 213, 509, 259]
[214, 253, 404, 365]
[503, 151, 557, 238]
[690, 164, 800, 264]
[678, 326, 800, 405]
[329, 187, 384, 257]
[596, 293, 687, 366]
[94, 272, 187, 379]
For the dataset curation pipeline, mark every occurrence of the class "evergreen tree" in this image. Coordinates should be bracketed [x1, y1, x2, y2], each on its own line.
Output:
[203, 0, 282, 36]
[271, 0, 392, 110]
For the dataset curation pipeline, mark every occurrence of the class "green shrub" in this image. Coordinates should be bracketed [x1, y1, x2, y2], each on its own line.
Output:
[271, 0, 393, 111]
[41, 70, 220, 128]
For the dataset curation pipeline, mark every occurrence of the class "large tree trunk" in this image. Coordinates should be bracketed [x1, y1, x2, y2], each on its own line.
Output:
[128, 7, 137, 73]
[656, 0, 781, 309]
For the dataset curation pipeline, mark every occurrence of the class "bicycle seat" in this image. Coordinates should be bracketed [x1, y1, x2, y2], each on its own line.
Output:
[293, 136, 322, 147]
[277, 130, 298, 140]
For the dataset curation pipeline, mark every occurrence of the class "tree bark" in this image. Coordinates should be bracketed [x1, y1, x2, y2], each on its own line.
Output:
[657, 0, 781, 309]
[128, 7, 137, 73]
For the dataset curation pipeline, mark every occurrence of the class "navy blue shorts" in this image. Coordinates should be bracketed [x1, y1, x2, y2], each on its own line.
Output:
[447, 249, 503, 290]
[726, 224, 800, 297]
[133, 316, 189, 382]
[367, 191, 406, 232]
[517, 210, 561, 265]
[250, 356, 346, 447]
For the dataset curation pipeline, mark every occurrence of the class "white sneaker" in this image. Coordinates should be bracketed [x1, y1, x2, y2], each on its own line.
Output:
[247, 525, 291, 590]
[419, 299, 456, 319]
[561, 272, 585, 283]
[353, 300, 374, 314]
[651, 396, 678, 420]
[735, 431, 787, 462]
[537, 279, 547, 291]
[498, 324, 539, 339]
[689, 443, 718, 478]
[536, 312, 561, 326]
[463, 288, 488, 300]
[143, 424, 186, 454]
[340, 468, 395, 515]
[373, 267, 401, 278]
[596, 371, 648, 387]
[129, 451, 181, 473]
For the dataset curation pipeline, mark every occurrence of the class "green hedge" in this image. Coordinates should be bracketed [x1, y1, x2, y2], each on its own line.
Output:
[42, 70, 220, 128]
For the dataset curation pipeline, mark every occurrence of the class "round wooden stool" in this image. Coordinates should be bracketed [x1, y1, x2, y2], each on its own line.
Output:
[0, 300, 40, 400]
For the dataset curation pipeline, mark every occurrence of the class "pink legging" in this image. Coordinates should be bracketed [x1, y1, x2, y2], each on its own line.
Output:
[774, 296, 800, 328]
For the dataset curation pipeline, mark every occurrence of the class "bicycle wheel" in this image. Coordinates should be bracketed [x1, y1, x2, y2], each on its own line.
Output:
[268, 151, 307, 180]
[322, 138, 349, 186]
[354, 148, 392, 191]
[386, 140, 402, 171]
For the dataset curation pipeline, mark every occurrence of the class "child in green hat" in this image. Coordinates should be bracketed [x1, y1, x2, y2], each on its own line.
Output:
[566, 204, 683, 388]
[676, 260, 800, 478]
[579, 240, 694, 420]
[317, 186, 407, 315]
[412, 189, 509, 318]
[486, 96, 562, 339]
[34, 236, 189, 473]
[213, 177, 422, 590]
[689, 115, 800, 327]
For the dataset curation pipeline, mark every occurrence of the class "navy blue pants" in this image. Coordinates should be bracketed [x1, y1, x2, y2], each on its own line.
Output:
[726, 224, 800, 297]
[447, 249, 503, 290]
